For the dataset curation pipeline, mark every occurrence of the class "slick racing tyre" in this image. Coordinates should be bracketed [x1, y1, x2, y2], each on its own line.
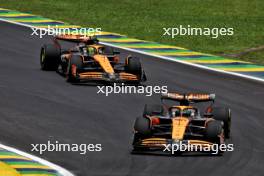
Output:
[134, 117, 151, 136]
[126, 57, 142, 77]
[143, 104, 164, 117]
[212, 107, 231, 139]
[206, 120, 224, 155]
[66, 55, 83, 83]
[206, 120, 223, 140]
[40, 44, 60, 71]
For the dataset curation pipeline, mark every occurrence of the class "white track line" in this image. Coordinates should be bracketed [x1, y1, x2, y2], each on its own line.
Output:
[0, 144, 74, 176]
[101, 42, 264, 83]
[1, 18, 263, 83]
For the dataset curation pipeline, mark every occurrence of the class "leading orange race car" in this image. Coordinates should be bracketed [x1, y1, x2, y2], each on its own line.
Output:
[40, 34, 147, 84]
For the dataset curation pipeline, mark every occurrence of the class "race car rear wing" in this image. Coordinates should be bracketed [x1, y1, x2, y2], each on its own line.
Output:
[161, 92, 215, 105]
[54, 34, 99, 44]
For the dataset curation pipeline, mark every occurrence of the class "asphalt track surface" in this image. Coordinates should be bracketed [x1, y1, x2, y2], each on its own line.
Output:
[0, 21, 264, 176]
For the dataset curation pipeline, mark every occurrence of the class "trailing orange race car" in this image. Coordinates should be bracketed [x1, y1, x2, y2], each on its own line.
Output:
[132, 92, 232, 155]
[40, 35, 146, 83]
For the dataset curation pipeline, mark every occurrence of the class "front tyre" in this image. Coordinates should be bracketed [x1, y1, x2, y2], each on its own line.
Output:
[206, 120, 224, 155]
[206, 120, 223, 140]
[134, 117, 151, 136]
[66, 55, 83, 83]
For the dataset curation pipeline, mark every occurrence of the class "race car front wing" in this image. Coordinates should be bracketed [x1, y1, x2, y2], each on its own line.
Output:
[69, 65, 146, 83]
[133, 137, 220, 154]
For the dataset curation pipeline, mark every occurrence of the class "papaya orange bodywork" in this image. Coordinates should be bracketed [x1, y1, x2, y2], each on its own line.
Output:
[172, 117, 189, 140]
[55, 34, 96, 43]
[93, 55, 114, 74]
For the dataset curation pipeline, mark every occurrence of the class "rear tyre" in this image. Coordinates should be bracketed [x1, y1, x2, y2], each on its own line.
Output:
[66, 55, 83, 83]
[126, 57, 142, 77]
[40, 44, 60, 71]
[143, 104, 164, 117]
[212, 107, 231, 139]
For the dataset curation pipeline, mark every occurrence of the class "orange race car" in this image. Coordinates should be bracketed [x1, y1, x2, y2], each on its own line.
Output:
[132, 92, 232, 155]
[40, 35, 146, 83]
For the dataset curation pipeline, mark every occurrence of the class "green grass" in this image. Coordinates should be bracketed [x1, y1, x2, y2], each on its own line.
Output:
[240, 50, 264, 64]
[1, 0, 264, 64]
